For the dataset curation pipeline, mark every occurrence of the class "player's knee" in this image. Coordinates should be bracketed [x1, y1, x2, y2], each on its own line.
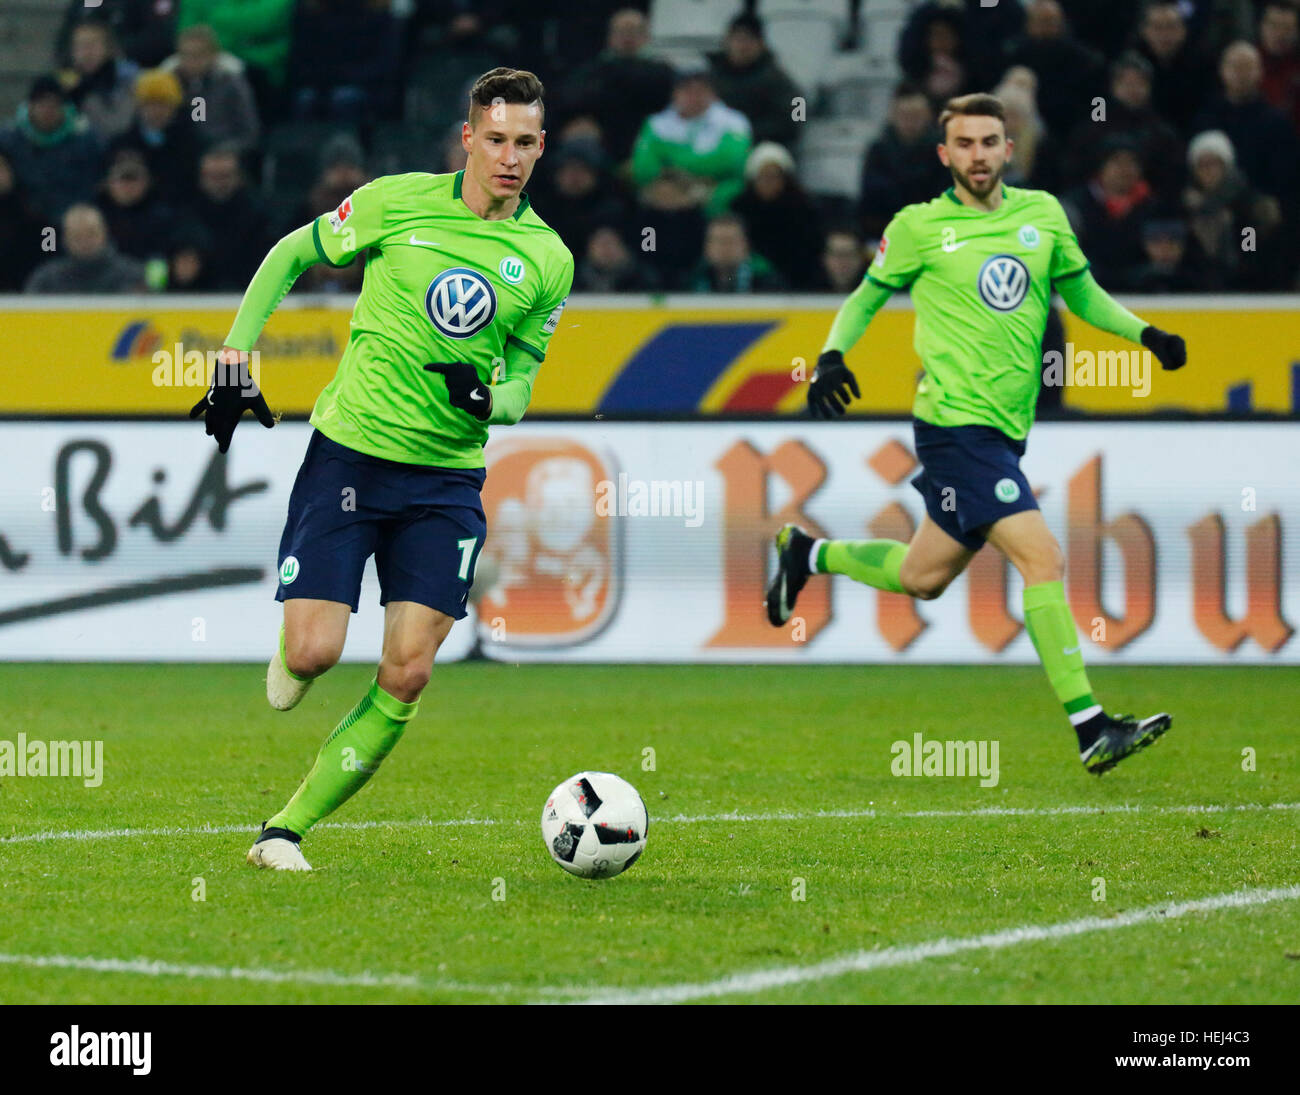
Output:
[285, 651, 337, 679]
[1019, 545, 1065, 586]
[378, 657, 431, 702]
[900, 571, 948, 601]
[911, 580, 948, 601]
[899, 560, 948, 600]
[286, 639, 340, 676]
[284, 637, 342, 679]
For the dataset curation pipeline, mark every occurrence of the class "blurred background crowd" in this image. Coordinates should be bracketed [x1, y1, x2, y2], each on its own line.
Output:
[2, 0, 1298, 296]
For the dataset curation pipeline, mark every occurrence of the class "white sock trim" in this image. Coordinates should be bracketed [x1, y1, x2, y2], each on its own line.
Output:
[808, 539, 825, 574]
[1068, 704, 1103, 726]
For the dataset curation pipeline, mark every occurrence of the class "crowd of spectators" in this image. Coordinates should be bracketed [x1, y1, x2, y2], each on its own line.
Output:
[3, 0, 1298, 295]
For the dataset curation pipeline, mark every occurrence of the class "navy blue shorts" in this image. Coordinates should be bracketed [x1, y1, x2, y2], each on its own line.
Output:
[909, 418, 1038, 551]
[275, 431, 487, 618]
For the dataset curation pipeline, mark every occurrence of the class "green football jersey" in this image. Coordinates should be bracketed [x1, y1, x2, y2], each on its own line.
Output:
[867, 185, 1088, 440]
[309, 170, 574, 467]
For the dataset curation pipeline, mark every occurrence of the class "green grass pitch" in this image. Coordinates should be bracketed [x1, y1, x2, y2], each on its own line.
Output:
[1, 663, 1296, 1004]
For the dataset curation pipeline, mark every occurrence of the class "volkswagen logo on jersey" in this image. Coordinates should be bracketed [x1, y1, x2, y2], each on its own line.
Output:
[977, 254, 1030, 312]
[425, 267, 497, 339]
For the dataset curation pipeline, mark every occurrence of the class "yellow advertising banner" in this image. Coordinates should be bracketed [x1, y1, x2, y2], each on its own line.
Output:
[1, 297, 1294, 415]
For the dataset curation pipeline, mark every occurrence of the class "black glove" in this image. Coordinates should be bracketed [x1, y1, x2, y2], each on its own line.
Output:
[425, 362, 491, 421]
[188, 353, 274, 453]
[1141, 326, 1187, 371]
[808, 350, 861, 419]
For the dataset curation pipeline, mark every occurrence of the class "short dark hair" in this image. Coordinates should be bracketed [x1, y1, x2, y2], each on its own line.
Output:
[728, 13, 764, 38]
[28, 74, 64, 103]
[1141, 0, 1183, 21]
[1112, 50, 1154, 82]
[468, 67, 545, 127]
[938, 93, 1006, 136]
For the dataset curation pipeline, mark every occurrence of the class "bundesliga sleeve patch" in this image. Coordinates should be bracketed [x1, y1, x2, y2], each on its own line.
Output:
[872, 235, 888, 266]
[543, 298, 567, 335]
[328, 195, 354, 234]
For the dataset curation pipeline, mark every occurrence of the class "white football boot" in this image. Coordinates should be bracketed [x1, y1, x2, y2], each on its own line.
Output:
[266, 632, 312, 711]
[246, 825, 312, 871]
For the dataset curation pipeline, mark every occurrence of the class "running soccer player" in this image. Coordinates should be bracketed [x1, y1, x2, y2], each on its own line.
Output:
[767, 93, 1187, 775]
[190, 69, 573, 870]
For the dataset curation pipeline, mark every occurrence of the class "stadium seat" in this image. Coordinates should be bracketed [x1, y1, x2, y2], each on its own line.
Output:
[762, 13, 839, 97]
[823, 60, 899, 122]
[758, 0, 852, 22]
[649, 0, 739, 44]
[861, 0, 912, 64]
[0, 1, 65, 121]
[797, 117, 879, 198]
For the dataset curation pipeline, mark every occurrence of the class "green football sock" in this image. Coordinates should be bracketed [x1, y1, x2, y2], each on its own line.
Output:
[267, 679, 418, 837]
[1022, 580, 1096, 718]
[817, 539, 907, 593]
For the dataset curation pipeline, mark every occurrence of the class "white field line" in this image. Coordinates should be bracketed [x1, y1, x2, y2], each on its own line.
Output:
[0, 951, 582, 998]
[575, 884, 1300, 1005]
[0, 816, 504, 845]
[3, 800, 1298, 845]
[4, 884, 1293, 1003]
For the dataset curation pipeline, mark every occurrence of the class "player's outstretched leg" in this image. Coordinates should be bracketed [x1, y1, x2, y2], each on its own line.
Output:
[766, 525, 911, 625]
[247, 601, 452, 870]
[246, 677, 420, 869]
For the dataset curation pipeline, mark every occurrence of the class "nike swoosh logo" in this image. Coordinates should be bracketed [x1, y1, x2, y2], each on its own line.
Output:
[1063, 645, 1080, 655]
[469, 390, 485, 401]
[942, 240, 968, 252]
[409, 235, 439, 247]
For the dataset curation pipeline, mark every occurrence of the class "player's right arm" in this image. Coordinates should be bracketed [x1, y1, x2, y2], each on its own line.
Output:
[1047, 197, 1187, 371]
[192, 180, 389, 451]
[810, 211, 921, 418]
[224, 178, 386, 352]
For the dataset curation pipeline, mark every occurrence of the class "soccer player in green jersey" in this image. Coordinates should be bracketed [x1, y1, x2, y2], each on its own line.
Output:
[767, 93, 1188, 775]
[189, 69, 574, 870]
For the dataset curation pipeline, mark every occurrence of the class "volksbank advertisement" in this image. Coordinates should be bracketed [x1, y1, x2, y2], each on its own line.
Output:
[0, 421, 1293, 664]
[2, 294, 1299, 415]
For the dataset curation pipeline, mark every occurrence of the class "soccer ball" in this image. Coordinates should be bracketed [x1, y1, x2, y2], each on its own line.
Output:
[541, 771, 648, 878]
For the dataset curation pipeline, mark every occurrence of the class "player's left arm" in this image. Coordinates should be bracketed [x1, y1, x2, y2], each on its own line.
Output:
[489, 252, 574, 424]
[1049, 198, 1187, 371]
[424, 341, 545, 424]
[435, 251, 575, 425]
